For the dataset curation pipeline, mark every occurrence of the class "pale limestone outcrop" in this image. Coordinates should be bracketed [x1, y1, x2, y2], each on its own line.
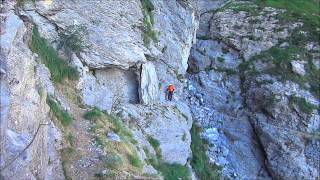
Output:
[31, 0, 146, 70]
[210, 6, 291, 60]
[207, 2, 320, 179]
[140, 62, 159, 104]
[119, 102, 193, 165]
[0, 3, 63, 179]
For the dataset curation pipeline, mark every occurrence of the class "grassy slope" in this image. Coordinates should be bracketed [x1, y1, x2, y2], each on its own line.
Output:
[84, 109, 143, 172]
[257, 0, 320, 27]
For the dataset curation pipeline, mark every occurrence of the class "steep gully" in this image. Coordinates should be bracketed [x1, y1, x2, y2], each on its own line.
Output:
[185, 2, 271, 179]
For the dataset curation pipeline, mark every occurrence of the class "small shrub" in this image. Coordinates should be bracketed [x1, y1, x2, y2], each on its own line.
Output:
[217, 56, 225, 62]
[58, 24, 88, 53]
[222, 46, 230, 54]
[31, 25, 78, 83]
[191, 124, 220, 180]
[153, 162, 190, 180]
[197, 35, 211, 40]
[83, 108, 104, 121]
[141, 0, 159, 46]
[215, 67, 237, 76]
[182, 133, 187, 141]
[47, 96, 73, 126]
[94, 136, 104, 146]
[147, 136, 161, 159]
[104, 153, 124, 169]
[289, 95, 317, 114]
[67, 133, 75, 146]
[127, 152, 143, 168]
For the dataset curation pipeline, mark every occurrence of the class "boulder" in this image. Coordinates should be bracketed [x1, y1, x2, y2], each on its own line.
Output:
[291, 60, 306, 76]
[140, 62, 159, 105]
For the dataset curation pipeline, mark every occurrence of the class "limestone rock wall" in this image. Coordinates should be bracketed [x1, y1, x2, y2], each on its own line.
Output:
[189, 1, 320, 179]
[1, 0, 199, 179]
[0, 1, 63, 179]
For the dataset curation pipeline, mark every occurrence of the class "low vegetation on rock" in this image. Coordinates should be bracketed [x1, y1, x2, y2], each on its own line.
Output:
[289, 95, 317, 114]
[145, 136, 190, 180]
[58, 24, 88, 54]
[31, 25, 79, 83]
[47, 96, 73, 126]
[141, 0, 159, 46]
[84, 108, 143, 174]
[190, 124, 220, 180]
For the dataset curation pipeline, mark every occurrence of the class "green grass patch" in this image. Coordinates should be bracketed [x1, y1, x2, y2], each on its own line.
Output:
[67, 133, 75, 147]
[84, 108, 136, 143]
[191, 124, 220, 180]
[145, 136, 190, 180]
[221, 1, 260, 16]
[217, 56, 225, 62]
[143, 137, 190, 179]
[60, 147, 75, 180]
[257, 0, 320, 27]
[31, 25, 78, 83]
[84, 108, 142, 170]
[141, 0, 159, 46]
[104, 153, 124, 169]
[215, 67, 237, 76]
[47, 96, 73, 126]
[147, 136, 161, 159]
[246, 43, 320, 98]
[289, 95, 318, 114]
[152, 162, 190, 180]
[83, 108, 104, 121]
[127, 152, 143, 168]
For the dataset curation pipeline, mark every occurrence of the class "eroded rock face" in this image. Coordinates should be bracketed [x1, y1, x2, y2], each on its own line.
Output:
[208, 2, 320, 179]
[210, 6, 291, 60]
[244, 80, 320, 179]
[120, 102, 193, 165]
[151, 0, 198, 74]
[30, 0, 146, 69]
[187, 39, 271, 179]
[0, 2, 63, 179]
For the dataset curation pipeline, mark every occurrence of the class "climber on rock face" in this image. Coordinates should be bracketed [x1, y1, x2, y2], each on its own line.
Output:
[167, 83, 175, 101]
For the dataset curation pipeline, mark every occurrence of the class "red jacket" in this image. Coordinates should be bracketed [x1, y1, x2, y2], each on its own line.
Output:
[168, 85, 175, 92]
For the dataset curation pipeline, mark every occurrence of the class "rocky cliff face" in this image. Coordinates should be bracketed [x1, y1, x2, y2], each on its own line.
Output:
[0, 2, 63, 179]
[1, 0, 319, 180]
[1, 0, 197, 179]
[188, 0, 319, 179]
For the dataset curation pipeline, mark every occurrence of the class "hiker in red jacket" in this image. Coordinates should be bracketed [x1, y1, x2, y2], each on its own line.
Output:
[167, 84, 175, 101]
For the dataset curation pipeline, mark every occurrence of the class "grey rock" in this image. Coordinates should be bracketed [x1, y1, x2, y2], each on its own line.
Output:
[291, 60, 307, 76]
[120, 103, 193, 165]
[140, 62, 159, 104]
[106, 132, 121, 142]
[35, 64, 55, 96]
[210, 5, 290, 60]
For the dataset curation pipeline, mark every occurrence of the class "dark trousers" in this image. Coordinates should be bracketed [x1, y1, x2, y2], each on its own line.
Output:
[168, 91, 173, 101]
